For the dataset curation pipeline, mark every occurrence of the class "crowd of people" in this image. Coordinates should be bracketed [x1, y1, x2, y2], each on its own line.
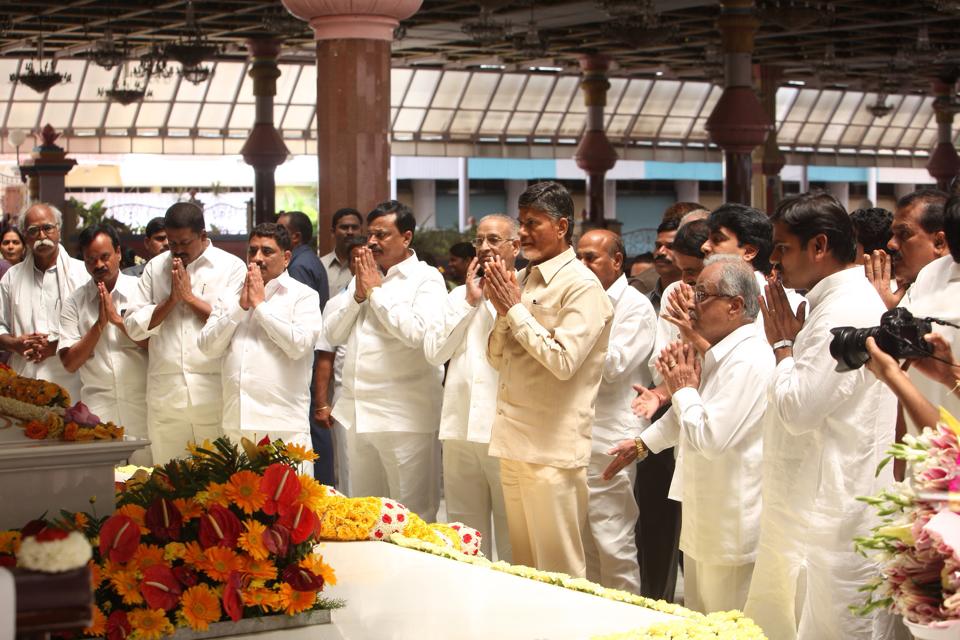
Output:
[0, 181, 959, 640]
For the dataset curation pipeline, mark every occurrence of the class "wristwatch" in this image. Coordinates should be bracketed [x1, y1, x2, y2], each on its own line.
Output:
[772, 339, 794, 351]
[633, 437, 649, 462]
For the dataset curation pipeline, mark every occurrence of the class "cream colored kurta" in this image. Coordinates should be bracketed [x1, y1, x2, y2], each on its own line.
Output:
[487, 247, 613, 468]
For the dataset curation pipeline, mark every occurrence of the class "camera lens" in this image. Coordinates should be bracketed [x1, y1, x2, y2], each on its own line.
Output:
[829, 326, 879, 372]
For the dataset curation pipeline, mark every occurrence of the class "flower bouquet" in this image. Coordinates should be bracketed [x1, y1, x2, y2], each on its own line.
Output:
[0, 436, 341, 639]
[855, 409, 960, 639]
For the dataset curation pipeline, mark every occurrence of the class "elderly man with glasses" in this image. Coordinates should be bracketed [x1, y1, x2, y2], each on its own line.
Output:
[605, 255, 774, 614]
[0, 203, 88, 400]
[423, 214, 520, 561]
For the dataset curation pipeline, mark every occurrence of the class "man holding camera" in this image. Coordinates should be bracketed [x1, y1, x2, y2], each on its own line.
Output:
[744, 193, 896, 640]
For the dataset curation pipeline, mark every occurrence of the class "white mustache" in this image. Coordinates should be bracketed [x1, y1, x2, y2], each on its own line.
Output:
[32, 239, 56, 251]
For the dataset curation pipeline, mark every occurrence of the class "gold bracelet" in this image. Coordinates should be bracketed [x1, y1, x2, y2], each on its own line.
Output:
[634, 437, 649, 462]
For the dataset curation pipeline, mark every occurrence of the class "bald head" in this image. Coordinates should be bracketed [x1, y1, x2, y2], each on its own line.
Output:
[577, 229, 625, 290]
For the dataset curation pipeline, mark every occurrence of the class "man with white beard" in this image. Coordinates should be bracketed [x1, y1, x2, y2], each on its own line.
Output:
[0, 203, 88, 400]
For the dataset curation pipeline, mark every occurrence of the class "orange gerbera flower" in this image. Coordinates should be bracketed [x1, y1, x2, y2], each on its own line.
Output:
[172, 497, 203, 521]
[198, 546, 242, 582]
[116, 504, 148, 534]
[88, 559, 102, 590]
[179, 584, 222, 631]
[282, 443, 318, 463]
[83, 605, 106, 636]
[240, 555, 277, 581]
[127, 608, 174, 640]
[199, 482, 230, 508]
[0, 531, 21, 555]
[299, 553, 337, 587]
[296, 474, 328, 512]
[74, 512, 89, 530]
[278, 583, 316, 615]
[110, 568, 145, 605]
[225, 470, 266, 514]
[183, 541, 206, 568]
[237, 520, 269, 561]
[132, 543, 166, 573]
[241, 586, 282, 612]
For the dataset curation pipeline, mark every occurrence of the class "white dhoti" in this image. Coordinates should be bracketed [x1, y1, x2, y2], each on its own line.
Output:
[147, 372, 222, 464]
[442, 438, 511, 561]
[684, 557, 753, 614]
[348, 429, 440, 521]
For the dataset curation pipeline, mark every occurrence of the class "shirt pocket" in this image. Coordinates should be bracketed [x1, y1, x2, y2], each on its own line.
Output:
[529, 301, 560, 332]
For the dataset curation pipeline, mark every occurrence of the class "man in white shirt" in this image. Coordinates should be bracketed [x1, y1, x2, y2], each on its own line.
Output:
[0, 203, 88, 400]
[320, 208, 363, 301]
[424, 214, 518, 561]
[745, 192, 896, 640]
[124, 203, 247, 464]
[324, 201, 446, 519]
[607, 256, 773, 613]
[59, 225, 149, 464]
[198, 223, 322, 449]
[575, 229, 655, 593]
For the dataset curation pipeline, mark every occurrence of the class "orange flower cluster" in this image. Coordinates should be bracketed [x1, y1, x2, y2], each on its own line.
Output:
[0, 366, 69, 407]
[61, 420, 125, 442]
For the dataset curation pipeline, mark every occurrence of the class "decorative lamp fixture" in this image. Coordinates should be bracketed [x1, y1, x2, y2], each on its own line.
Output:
[91, 26, 126, 70]
[816, 42, 845, 85]
[462, 7, 510, 46]
[8, 129, 28, 166]
[867, 93, 894, 118]
[511, 4, 548, 60]
[10, 29, 71, 94]
[133, 45, 174, 81]
[164, 0, 220, 82]
[99, 61, 152, 105]
[601, 0, 675, 48]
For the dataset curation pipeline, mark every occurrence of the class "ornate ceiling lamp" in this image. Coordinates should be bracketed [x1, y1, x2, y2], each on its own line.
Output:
[511, 3, 548, 60]
[601, 0, 675, 48]
[10, 27, 71, 94]
[164, 0, 219, 84]
[91, 24, 125, 70]
[99, 60, 152, 105]
[462, 7, 510, 46]
[133, 45, 174, 81]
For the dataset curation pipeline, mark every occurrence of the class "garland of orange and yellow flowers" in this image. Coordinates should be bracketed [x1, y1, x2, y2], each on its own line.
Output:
[386, 533, 768, 640]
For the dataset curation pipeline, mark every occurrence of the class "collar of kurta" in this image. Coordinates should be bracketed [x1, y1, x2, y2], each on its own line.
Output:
[704, 323, 757, 372]
[188, 239, 215, 269]
[385, 250, 419, 278]
[606, 273, 629, 303]
[803, 264, 864, 309]
[527, 246, 576, 286]
[266, 271, 292, 296]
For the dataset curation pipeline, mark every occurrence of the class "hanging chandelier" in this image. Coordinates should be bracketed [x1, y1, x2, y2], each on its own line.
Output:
[164, 0, 219, 83]
[10, 28, 71, 94]
[99, 59, 152, 105]
[462, 8, 510, 46]
[180, 64, 212, 85]
[133, 45, 174, 81]
[511, 4, 548, 60]
[91, 26, 126, 70]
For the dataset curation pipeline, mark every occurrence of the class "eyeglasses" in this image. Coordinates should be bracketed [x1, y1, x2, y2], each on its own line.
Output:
[25, 223, 59, 237]
[367, 230, 391, 241]
[693, 289, 734, 304]
[472, 235, 516, 249]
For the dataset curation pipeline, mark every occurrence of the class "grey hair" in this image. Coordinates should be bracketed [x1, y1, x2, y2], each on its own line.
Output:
[19, 203, 63, 230]
[679, 209, 710, 226]
[517, 181, 575, 243]
[703, 254, 760, 320]
[479, 213, 520, 238]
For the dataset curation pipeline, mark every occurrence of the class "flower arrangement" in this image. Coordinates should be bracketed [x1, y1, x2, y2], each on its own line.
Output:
[0, 363, 70, 408]
[388, 533, 768, 640]
[17, 528, 92, 573]
[855, 409, 960, 628]
[0, 437, 341, 638]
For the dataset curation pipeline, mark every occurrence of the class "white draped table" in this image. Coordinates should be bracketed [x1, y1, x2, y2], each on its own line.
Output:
[227, 541, 677, 640]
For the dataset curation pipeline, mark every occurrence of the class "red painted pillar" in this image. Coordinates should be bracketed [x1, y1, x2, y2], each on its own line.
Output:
[705, 0, 771, 206]
[281, 0, 422, 254]
[758, 66, 785, 214]
[574, 54, 618, 227]
[927, 76, 960, 192]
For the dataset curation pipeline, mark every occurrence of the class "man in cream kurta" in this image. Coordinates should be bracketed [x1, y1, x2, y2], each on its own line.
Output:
[59, 225, 149, 464]
[198, 224, 322, 450]
[485, 181, 612, 578]
[0, 204, 88, 401]
[323, 201, 446, 520]
[124, 203, 246, 464]
[424, 214, 519, 561]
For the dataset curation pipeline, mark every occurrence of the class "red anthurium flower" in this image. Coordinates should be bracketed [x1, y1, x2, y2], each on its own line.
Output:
[172, 565, 199, 588]
[257, 435, 271, 446]
[145, 498, 183, 542]
[35, 528, 69, 542]
[278, 504, 319, 544]
[20, 519, 47, 537]
[282, 564, 325, 592]
[198, 504, 241, 549]
[259, 463, 299, 515]
[262, 523, 290, 558]
[98, 515, 141, 563]
[106, 611, 131, 640]
[140, 564, 182, 611]
[223, 571, 248, 621]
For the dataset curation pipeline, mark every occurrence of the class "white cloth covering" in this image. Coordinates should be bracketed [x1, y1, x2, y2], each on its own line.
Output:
[641, 324, 773, 566]
[684, 557, 754, 615]
[198, 271, 322, 443]
[900, 255, 960, 431]
[123, 243, 246, 463]
[583, 274, 655, 593]
[0, 246, 88, 400]
[745, 266, 897, 640]
[58, 274, 149, 464]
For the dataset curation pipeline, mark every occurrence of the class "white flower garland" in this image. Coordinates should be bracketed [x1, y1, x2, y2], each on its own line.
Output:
[17, 531, 92, 573]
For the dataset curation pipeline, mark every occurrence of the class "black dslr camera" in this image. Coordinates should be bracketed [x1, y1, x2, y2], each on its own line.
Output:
[829, 308, 933, 373]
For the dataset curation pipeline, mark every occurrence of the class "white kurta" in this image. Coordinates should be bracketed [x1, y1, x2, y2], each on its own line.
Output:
[900, 255, 960, 430]
[745, 266, 897, 640]
[58, 274, 149, 463]
[324, 252, 446, 518]
[0, 249, 88, 401]
[124, 243, 246, 463]
[424, 283, 510, 560]
[584, 274, 655, 592]
[198, 271, 321, 448]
